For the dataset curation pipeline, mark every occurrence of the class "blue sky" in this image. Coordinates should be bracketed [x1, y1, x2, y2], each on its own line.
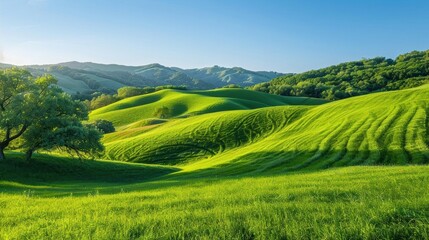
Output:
[0, 0, 428, 72]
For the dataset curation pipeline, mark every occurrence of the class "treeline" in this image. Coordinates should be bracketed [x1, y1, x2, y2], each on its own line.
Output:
[250, 50, 429, 100]
[79, 85, 188, 110]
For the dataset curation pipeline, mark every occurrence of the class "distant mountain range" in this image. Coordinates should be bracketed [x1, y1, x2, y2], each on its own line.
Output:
[0, 62, 284, 94]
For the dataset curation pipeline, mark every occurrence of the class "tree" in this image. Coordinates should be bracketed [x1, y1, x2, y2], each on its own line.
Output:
[222, 84, 241, 88]
[0, 68, 35, 160]
[22, 122, 103, 161]
[91, 119, 115, 134]
[153, 106, 171, 119]
[117, 86, 154, 99]
[89, 94, 117, 110]
[0, 68, 104, 161]
[20, 86, 104, 161]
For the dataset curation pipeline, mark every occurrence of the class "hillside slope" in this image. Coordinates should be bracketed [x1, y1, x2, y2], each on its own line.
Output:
[100, 84, 429, 175]
[90, 88, 326, 127]
[103, 106, 309, 164]
[185, 84, 429, 175]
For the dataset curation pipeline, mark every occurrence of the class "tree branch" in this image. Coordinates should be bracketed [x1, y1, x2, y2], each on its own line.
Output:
[8, 124, 29, 142]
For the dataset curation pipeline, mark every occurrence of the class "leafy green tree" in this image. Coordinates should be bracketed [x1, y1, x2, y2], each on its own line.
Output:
[89, 94, 117, 110]
[153, 106, 171, 119]
[22, 123, 103, 161]
[222, 84, 241, 88]
[91, 119, 115, 134]
[155, 85, 187, 91]
[20, 86, 104, 161]
[0, 68, 36, 160]
[0, 68, 104, 161]
[117, 86, 155, 99]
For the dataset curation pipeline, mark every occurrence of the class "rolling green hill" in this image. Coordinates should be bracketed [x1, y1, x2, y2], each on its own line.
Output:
[90, 88, 326, 127]
[95, 84, 429, 176]
[102, 106, 308, 164]
[186, 84, 429, 175]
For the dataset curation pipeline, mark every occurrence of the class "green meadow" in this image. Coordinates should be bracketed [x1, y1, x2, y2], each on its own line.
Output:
[1, 155, 429, 239]
[2, 85, 429, 239]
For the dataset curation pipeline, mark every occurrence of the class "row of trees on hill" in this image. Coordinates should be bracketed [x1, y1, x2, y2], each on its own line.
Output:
[250, 50, 429, 100]
[0, 68, 104, 161]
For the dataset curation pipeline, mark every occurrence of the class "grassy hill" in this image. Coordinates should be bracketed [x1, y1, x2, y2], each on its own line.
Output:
[102, 106, 309, 164]
[94, 84, 429, 176]
[186, 84, 429, 176]
[90, 88, 326, 127]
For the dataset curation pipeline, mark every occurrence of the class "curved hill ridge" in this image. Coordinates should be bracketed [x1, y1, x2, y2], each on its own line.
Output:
[98, 85, 429, 175]
[90, 88, 326, 127]
[103, 106, 310, 164]
[184, 84, 429, 174]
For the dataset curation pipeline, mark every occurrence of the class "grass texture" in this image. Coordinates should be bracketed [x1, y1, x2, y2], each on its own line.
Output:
[97, 85, 429, 176]
[1, 162, 428, 239]
[2, 86, 429, 239]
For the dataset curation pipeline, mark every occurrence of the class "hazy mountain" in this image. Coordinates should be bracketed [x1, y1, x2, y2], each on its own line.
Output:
[181, 65, 284, 86]
[0, 62, 284, 94]
[0, 63, 13, 69]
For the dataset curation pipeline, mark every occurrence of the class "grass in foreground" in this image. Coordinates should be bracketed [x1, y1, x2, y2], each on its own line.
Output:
[1, 165, 429, 239]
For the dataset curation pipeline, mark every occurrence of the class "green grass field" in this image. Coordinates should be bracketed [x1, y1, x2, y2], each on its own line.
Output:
[2, 86, 429, 239]
[1, 155, 428, 239]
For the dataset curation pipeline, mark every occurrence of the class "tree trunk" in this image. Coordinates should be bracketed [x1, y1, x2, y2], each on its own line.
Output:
[0, 147, 5, 161]
[25, 149, 34, 162]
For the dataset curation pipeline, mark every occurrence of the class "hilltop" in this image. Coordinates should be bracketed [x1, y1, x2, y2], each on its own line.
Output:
[0, 62, 284, 94]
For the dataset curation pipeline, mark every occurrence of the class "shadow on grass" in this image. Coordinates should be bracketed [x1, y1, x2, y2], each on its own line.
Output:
[0, 152, 180, 196]
[1, 148, 427, 197]
[168, 148, 429, 180]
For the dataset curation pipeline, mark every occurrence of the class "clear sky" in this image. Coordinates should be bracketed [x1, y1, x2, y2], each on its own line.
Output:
[0, 0, 428, 72]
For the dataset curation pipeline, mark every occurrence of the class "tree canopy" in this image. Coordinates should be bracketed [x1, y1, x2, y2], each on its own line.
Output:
[250, 50, 429, 100]
[0, 68, 103, 161]
[153, 106, 171, 119]
[90, 119, 115, 134]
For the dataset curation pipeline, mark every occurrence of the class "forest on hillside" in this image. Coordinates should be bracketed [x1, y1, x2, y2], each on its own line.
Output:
[251, 50, 429, 100]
